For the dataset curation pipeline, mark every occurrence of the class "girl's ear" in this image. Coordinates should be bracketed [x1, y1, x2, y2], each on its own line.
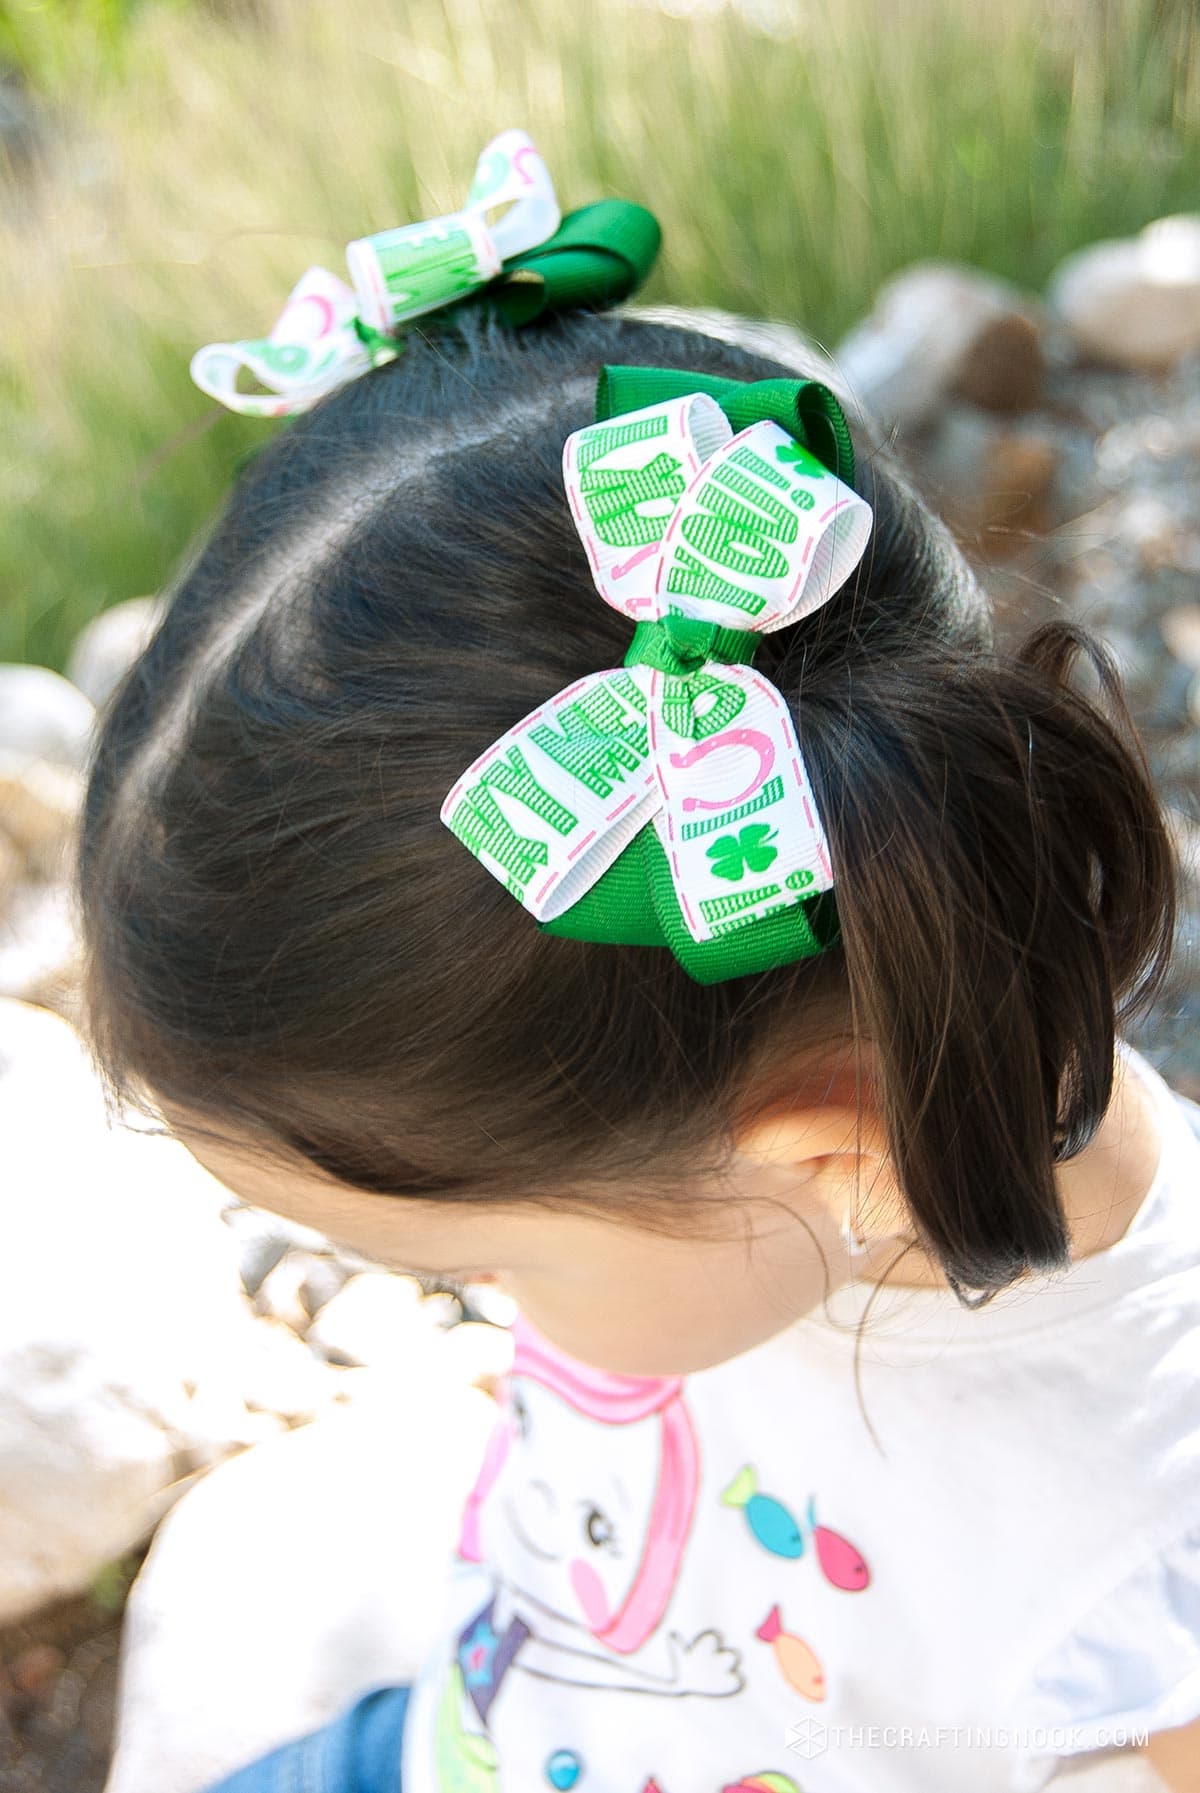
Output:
[734, 1105, 908, 1246]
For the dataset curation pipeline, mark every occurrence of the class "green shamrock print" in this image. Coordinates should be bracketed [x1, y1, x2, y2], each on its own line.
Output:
[706, 823, 780, 882]
[775, 440, 812, 469]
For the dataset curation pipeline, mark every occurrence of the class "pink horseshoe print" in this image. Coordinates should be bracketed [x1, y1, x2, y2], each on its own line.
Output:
[513, 145, 540, 187]
[668, 728, 776, 812]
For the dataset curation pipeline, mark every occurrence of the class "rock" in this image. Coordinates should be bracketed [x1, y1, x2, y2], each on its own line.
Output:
[298, 1253, 351, 1318]
[221, 1201, 331, 1296]
[440, 1318, 515, 1392]
[0, 750, 83, 878]
[0, 664, 96, 771]
[9, 1642, 68, 1695]
[236, 1319, 342, 1423]
[460, 1278, 519, 1328]
[253, 1251, 313, 1334]
[833, 263, 1043, 434]
[917, 405, 1058, 538]
[1049, 215, 1200, 371]
[305, 1271, 429, 1369]
[1161, 605, 1200, 672]
[0, 830, 20, 904]
[0, 878, 80, 1007]
[103, 1385, 497, 1793]
[0, 999, 326, 1623]
[65, 596, 164, 710]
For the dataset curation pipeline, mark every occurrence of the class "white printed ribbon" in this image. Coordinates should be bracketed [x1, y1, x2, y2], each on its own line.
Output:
[189, 129, 560, 418]
[442, 394, 873, 945]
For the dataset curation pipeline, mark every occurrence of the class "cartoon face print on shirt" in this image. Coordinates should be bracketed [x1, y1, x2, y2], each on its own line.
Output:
[455, 1313, 743, 1705]
[488, 1374, 660, 1635]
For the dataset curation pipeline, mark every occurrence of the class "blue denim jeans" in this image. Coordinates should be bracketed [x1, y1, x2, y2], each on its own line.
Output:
[203, 1685, 411, 1793]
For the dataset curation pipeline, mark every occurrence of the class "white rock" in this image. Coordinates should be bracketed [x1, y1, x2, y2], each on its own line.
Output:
[0, 663, 96, 770]
[305, 1271, 429, 1369]
[253, 1250, 313, 1335]
[0, 879, 80, 1005]
[833, 263, 1043, 433]
[66, 595, 164, 709]
[236, 1318, 342, 1423]
[1049, 215, 1200, 370]
[221, 1201, 325, 1295]
[0, 750, 83, 878]
[0, 830, 20, 904]
[104, 1383, 497, 1793]
[440, 1319, 515, 1389]
[0, 999, 304, 1622]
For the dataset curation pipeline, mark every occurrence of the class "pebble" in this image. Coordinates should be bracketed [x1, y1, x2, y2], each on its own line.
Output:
[918, 406, 1058, 536]
[9, 1642, 67, 1695]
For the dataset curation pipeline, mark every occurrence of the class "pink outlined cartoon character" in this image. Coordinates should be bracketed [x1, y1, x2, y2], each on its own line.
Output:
[453, 1313, 743, 1718]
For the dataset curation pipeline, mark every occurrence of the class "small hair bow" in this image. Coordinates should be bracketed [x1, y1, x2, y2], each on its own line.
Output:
[190, 129, 660, 417]
[442, 365, 873, 983]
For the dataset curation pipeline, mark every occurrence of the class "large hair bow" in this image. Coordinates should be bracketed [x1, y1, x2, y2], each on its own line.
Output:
[190, 129, 660, 417]
[442, 365, 873, 983]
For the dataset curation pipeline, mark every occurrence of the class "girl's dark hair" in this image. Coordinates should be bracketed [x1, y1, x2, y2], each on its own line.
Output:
[78, 306, 1178, 1301]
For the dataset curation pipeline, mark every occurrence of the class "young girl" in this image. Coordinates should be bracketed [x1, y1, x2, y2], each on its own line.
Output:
[78, 285, 1200, 1790]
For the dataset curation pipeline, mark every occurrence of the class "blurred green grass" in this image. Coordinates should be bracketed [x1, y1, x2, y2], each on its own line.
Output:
[0, 0, 1197, 670]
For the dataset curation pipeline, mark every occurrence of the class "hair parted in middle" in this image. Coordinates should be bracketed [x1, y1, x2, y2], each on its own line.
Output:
[77, 303, 1179, 1303]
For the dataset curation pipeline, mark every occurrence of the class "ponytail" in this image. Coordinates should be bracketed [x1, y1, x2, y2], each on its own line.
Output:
[810, 620, 1178, 1299]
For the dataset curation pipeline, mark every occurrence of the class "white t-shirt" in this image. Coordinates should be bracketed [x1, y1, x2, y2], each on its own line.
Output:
[400, 1043, 1200, 1792]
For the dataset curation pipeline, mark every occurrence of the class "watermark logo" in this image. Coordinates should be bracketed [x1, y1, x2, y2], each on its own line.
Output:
[785, 1722, 1148, 1757]
[785, 1720, 829, 1760]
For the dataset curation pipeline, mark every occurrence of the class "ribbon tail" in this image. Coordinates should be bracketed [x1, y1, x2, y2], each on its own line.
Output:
[189, 266, 374, 418]
[440, 667, 658, 922]
[650, 663, 833, 945]
[464, 128, 561, 260]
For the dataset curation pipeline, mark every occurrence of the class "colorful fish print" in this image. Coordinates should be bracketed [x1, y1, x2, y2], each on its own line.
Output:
[723, 1774, 803, 1792]
[720, 1465, 804, 1559]
[756, 1603, 826, 1702]
[806, 1495, 871, 1591]
[721, 1466, 871, 1591]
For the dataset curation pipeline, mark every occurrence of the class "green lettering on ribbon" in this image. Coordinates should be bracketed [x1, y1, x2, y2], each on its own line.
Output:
[663, 545, 767, 619]
[375, 223, 482, 315]
[580, 451, 685, 548]
[448, 745, 577, 886]
[727, 443, 790, 492]
[699, 883, 783, 925]
[659, 669, 746, 742]
[679, 462, 797, 581]
[530, 681, 649, 799]
[680, 774, 786, 840]
[576, 413, 683, 549]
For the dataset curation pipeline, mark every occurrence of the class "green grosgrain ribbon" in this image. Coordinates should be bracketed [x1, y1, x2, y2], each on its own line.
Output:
[484, 200, 663, 327]
[527, 364, 855, 984]
[595, 364, 856, 486]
